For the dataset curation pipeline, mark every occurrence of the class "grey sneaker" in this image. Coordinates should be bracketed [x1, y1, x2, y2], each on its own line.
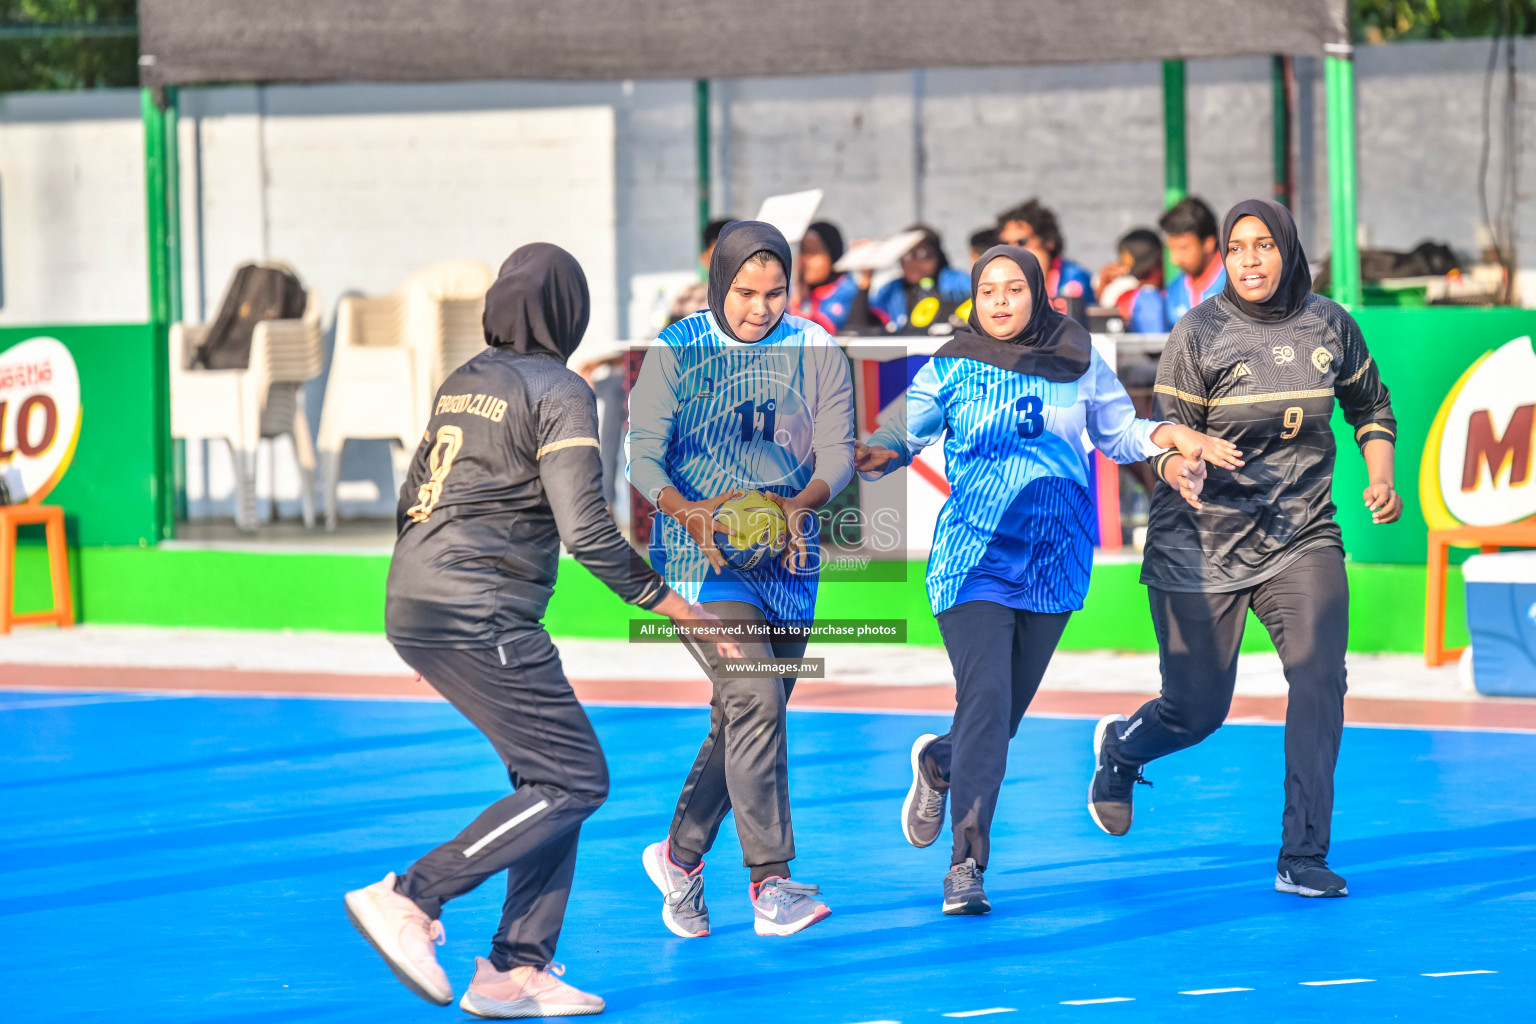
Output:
[641, 840, 709, 937]
[942, 858, 990, 916]
[751, 877, 831, 936]
[1088, 714, 1150, 836]
[902, 733, 947, 848]
[1275, 854, 1349, 898]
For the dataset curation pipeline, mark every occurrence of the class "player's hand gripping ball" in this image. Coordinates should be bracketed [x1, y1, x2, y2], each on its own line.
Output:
[713, 490, 789, 571]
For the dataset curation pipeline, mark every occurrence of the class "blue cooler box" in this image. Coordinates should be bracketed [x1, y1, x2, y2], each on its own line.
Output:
[1464, 551, 1536, 696]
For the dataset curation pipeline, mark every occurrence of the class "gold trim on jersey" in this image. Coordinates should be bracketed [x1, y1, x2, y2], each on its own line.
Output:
[1354, 421, 1396, 441]
[1154, 384, 1211, 406]
[1153, 384, 1337, 408]
[1209, 386, 1335, 407]
[1338, 356, 1373, 387]
[536, 436, 600, 459]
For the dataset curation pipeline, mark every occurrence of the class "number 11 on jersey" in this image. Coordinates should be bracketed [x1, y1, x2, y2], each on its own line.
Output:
[734, 398, 778, 444]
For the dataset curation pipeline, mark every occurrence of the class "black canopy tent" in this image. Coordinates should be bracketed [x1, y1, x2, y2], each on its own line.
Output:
[136, 0, 1348, 84]
[133, 0, 1361, 540]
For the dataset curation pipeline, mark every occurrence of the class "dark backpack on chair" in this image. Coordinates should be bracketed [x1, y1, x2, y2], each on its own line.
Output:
[194, 264, 308, 370]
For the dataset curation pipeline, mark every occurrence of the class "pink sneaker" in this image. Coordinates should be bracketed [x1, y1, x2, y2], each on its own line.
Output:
[344, 872, 453, 1005]
[459, 957, 606, 1018]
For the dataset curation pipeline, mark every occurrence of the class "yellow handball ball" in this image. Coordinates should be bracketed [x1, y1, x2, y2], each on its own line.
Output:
[713, 489, 789, 571]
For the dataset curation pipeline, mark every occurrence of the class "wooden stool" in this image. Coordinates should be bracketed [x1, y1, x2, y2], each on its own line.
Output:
[1424, 522, 1536, 666]
[0, 503, 74, 634]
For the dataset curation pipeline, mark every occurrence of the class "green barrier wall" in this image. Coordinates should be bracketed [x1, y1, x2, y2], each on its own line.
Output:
[12, 545, 1464, 654]
[8, 308, 1520, 655]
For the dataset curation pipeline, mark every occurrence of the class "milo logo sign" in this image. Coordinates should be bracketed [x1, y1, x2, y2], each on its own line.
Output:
[1421, 335, 1536, 528]
[0, 337, 83, 505]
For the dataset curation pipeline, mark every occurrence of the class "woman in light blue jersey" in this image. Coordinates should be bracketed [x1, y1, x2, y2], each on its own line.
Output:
[627, 221, 855, 939]
[856, 244, 1235, 916]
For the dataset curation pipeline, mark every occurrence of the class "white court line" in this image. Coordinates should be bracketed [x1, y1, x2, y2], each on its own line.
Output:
[942, 1010, 1017, 1018]
[1060, 998, 1135, 1005]
[1180, 988, 1253, 995]
[0, 693, 184, 711]
[847, 1020, 901, 1023]
[1423, 970, 1497, 977]
[1300, 979, 1375, 986]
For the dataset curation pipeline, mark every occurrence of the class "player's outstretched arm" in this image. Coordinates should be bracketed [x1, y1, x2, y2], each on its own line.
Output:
[655, 486, 741, 574]
[1154, 447, 1208, 510]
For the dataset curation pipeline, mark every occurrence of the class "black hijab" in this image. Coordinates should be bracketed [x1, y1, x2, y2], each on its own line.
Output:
[1219, 198, 1312, 323]
[804, 221, 845, 288]
[708, 220, 793, 342]
[934, 245, 1092, 382]
[483, 243, 590, 362]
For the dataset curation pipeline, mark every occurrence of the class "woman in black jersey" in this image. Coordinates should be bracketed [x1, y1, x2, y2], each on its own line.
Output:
[1087, 199, 1401, 900]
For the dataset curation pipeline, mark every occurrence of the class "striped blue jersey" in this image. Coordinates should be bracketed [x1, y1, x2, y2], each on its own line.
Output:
[627, 311, 855, 625]
[866, 349, 1164, 615]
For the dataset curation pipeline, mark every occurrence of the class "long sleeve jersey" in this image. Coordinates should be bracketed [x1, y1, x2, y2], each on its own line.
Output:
[626, 311, 855, 626]
[1140, 293, 1396, 593]
[386, 346, 667, 648]
[866, 348, 1165, 616]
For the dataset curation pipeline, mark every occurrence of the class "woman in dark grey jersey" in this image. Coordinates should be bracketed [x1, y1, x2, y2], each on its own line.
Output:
[1087, 199, 1402, 900]
[344, 243, 737, 1019]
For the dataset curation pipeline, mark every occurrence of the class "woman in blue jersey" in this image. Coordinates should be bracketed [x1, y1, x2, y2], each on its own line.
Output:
[856, 244, 1236, 915]
[627, 221, 855, 939]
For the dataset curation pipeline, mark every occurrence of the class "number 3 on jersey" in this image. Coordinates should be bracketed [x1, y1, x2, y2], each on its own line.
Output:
[406, 425, 464, 523]
[1015, 395, 1045, 440]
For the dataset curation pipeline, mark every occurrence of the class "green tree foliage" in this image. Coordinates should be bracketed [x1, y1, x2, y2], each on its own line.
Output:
[0, 1, 138, 93]
[1354, 0, 1535, 42]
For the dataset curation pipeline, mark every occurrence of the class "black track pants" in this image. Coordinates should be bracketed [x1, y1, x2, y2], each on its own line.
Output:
[1114, 546, 1350, 860]
[669, 600, 808, 883]
[393, 633, 608, 970]
[929, 601, 1072, 870]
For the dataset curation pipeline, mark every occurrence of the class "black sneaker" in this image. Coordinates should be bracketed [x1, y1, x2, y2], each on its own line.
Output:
[1087, 714, 1150, 836]
[1275, 854, 1348, 898]
[942, 858, 990, 916]
[901, 733, 947, 848]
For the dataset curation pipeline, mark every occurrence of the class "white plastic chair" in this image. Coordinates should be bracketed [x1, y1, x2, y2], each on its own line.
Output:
[316, 260, 494, 530]
[169, 285, 325, 530]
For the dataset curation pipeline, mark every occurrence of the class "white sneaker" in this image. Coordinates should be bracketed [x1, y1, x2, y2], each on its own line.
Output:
[641, 840, 710, 938]
[750, 876, 831, 936]
[344, 872, 453, 1005]
[459, 957, 605, 1018]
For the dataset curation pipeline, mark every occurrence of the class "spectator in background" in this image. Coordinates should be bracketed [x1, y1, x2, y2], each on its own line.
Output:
[668, 217, 736, 326]
[853, 224, 971, 333]
[1096, 229, 1171, 334]
[793, 220, 861, 333]
[1159, 197, 1225, 324]
[968, 227, 1001, 266]
[997, 199, 1095, 318]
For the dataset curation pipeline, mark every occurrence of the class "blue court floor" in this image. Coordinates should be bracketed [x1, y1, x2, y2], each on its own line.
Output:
[2, 690, 1531, 1023]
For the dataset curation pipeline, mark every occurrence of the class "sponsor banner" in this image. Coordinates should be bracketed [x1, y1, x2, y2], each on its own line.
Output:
[1420, 334, 1536, 530]
[0, 337, 83, 505]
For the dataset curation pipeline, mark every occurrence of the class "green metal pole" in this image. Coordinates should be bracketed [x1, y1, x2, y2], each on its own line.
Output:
[163, 87, 187, 525]
[695, 79, 711, 271]
[1162, 59, 1187, 283]
[1161, 60, 1187, 210]
[1325, 53, 1362, 307]
[164, 86, 183, 324]
[142, 88, 174, 541]
[1271, 56, 1292, 207]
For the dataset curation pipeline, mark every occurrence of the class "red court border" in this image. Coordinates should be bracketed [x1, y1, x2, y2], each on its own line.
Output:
[3, 663, 1536, 733]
